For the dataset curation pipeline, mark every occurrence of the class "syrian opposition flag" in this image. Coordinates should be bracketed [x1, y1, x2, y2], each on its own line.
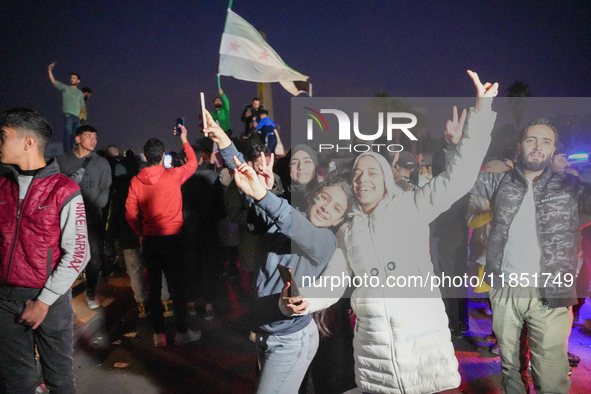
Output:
[218, 9, 312, 96]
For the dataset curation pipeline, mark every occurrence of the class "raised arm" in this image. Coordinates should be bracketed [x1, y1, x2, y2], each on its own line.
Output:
[233, 155, 338, 262]
[412, 70, 498, 222]
[48, 62, 56, 84]
[220, 89, 230, 112]
[172, 126, 198, 183]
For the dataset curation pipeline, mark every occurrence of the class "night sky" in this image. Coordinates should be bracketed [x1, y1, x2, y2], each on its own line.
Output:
[1, 1, 590, 153]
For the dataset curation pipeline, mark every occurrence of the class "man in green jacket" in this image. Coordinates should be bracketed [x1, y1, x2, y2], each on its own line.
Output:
[212, 89, 232, 136]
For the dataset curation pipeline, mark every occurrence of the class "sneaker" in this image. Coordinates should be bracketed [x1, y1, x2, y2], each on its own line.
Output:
[138, 304, 147, 319]
[484, 334, 496, 342]
[86, 294, 100, 310]
[450, 328, 463, 339]
[204, 309, 215, 321]
[204, 303, 215, 321]
[35, 382, 48, 393]
[162, 300, 174, 317]
[187, 301, 197, 316]
[174, 329, 202, 346]
[568, 352, 581, 367]
[153, 333, 167, 347]
[460, 323, 469, 335]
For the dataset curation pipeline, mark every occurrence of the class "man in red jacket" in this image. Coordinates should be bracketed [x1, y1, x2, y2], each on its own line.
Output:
[126, 125, 200, 347]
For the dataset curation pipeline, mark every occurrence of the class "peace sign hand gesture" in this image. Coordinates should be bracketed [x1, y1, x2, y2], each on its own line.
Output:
[444, 105, 468, 145]
[255, 151, 275, 190]
[232, 156, 268, 201]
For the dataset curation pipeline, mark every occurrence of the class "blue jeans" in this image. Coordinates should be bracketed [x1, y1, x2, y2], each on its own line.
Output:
[0, 287, 75, 394]
[255, 319, 319, 394]
[63, 114, 80, 153]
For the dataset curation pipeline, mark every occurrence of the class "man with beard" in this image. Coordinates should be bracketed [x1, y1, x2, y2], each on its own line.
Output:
[240, 97, 263, 139]
[47, 62, 85, 152]
[212, 89, 232, 136]
[470, 118, 591, 393]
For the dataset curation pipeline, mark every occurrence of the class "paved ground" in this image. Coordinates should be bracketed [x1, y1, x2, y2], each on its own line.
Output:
[60, 272, 591, 393]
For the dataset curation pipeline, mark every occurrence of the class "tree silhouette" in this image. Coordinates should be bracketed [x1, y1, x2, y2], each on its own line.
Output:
[508, 81, 531, 130]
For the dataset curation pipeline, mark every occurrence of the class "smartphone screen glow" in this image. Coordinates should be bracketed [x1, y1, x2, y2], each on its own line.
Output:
[164, 154, 172, 169]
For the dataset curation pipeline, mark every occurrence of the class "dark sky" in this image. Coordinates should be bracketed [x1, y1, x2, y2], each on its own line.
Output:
[1, 1, 590, 153]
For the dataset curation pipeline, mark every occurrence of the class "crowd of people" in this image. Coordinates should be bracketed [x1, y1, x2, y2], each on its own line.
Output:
[1, 67, 591, 394]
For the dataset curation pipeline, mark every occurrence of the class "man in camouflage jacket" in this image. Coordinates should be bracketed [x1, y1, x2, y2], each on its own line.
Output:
[470, 118, 591, 393]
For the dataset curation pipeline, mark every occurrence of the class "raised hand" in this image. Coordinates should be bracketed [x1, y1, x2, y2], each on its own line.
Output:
[203, 109, 232, 148]
[47, 62, 57, 84]
[444, 106, 468, 145]
[467, 70, 499, 112]
[232, 156, 267, 200]
[390, 151, 400, 169]
[256, 151, 275, 190]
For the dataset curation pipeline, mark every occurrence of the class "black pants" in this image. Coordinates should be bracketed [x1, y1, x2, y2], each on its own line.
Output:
[143, 234, 189, 334]
[0, 288, 75, 394]
[85, 210, 105, 296]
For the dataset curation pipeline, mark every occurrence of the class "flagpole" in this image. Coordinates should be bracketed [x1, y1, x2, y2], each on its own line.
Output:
[218, 1, 233, 85]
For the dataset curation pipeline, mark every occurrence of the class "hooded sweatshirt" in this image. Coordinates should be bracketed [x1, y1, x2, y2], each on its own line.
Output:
[126, 142, 197, 236]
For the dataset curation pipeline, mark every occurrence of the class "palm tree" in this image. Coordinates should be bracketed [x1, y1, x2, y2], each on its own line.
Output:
[507, 81, 531, 130]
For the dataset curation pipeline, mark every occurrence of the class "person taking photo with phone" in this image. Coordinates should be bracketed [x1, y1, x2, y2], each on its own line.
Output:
[125, 124, 199, 348]
[204, 110, 355, 394]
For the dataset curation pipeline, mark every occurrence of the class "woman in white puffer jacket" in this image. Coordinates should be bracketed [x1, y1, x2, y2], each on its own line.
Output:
[281, 71, 498, 394]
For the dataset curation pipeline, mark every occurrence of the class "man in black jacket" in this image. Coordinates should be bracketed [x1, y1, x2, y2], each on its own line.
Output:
[240, 97, 263, 140]
[470, 118, 591, 393]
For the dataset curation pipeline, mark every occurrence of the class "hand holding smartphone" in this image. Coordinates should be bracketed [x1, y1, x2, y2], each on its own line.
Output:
[277, 264, 301, 297]
[175, 117, 185, 136]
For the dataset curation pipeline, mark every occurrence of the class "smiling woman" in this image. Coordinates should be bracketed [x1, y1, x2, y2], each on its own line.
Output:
[352, 155, 389, 214]
[282, 71, 500, 393]
[201, 109, 357, 393]
[306, 179, 354, 228]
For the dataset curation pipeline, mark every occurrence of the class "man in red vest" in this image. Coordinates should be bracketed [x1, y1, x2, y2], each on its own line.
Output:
[0, 107, 90, 393]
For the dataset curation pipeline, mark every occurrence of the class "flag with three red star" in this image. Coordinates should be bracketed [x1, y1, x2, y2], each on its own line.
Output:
[218, 9, 312, 96]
